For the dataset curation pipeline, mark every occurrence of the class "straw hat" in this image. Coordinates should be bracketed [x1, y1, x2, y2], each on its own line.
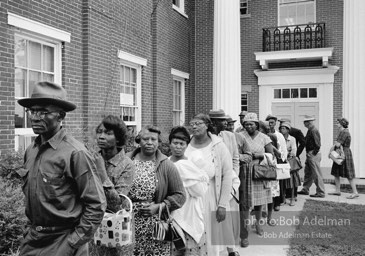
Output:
[242, 112, 259, 123]
[303, 115, 315, 122]
[208, 109, 229, 119]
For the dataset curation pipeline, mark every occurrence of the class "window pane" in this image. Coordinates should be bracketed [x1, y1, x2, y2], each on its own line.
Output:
[120, 66, 124, 82]
[15, 68, 26, 98]
[43, 45, 54, 72]
[297, 4, 306, 24]
[282, 89, 290, 98]
[274, 89, 281, 98]
[309, 88, 317, 98]
[29, 71, 41, 95]
[306, 3, 315, 23]
[131, 68, 136, 83]
[125, 67, 130, 84]
[291, 88, 299, 98]
[29, 41, 41, 70]
[43, 73, 54, 82]
[15, 38, 27, 68]
[300, 88, 308, 98]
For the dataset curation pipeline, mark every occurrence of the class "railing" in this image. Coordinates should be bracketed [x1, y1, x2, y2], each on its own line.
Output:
[262, 23, 326, 52]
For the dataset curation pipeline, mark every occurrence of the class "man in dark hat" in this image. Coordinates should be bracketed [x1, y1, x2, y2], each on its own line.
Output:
[298, 115, 325, 198]
[235, 111, 247, 133]
[17, 81, 106, 256]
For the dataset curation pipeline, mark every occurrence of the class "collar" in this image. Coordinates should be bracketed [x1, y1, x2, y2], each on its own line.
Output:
[106, 148, 126, 167]
[34, 128, 67, 150]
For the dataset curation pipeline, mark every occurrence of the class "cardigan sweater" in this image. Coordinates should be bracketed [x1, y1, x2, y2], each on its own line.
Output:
[127, 148, 186, 212]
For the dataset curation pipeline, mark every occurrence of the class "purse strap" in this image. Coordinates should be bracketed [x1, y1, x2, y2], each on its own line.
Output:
[158, 202, 171, 221]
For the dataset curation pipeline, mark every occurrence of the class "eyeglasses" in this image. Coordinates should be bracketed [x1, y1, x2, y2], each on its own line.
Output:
[189, 121, 205, 127]
[26, 109, 59, 119]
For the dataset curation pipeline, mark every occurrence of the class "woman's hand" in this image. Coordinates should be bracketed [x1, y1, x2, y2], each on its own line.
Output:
[216, 206, 226, 223]
[140, 203, 160, 217]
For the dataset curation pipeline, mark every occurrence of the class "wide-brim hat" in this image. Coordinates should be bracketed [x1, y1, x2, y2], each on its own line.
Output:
[226, 115, 237, 123]
[279, 122, 291, 130]
[303, 115, 315, 122]
[18, 81, 76, 112]
[243, 112, 259, 123]
[208, 109, 229, 119]
[265, 114, 277, 121]
[239, 111, 248, 116]
[279, 118, 291, 123]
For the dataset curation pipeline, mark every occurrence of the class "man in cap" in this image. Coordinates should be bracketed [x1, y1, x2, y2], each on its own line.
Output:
[17, 81, 106, 256]
[235, 111, 247, 133]
[279, 118, 305, 158]
[298, 115, 325, 198]
[226, 115, 237, 133]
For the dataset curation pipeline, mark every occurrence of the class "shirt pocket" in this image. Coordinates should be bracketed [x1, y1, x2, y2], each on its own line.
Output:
[39, 169, 73, 200]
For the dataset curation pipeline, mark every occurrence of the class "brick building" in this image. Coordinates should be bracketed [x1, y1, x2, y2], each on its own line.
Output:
[1, 0, 364, 177]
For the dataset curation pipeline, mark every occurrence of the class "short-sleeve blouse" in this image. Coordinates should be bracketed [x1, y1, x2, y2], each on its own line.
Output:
[241, 131, 272, 154]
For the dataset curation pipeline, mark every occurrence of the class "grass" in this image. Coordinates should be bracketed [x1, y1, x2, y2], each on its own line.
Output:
[287, 199, 365, 256]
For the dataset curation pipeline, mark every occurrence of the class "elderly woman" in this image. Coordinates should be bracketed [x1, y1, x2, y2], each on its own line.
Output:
[168, 126, 209, 256]
[184, 113, 233, 256]
[91, 115, 136, 256]
[239, 113, 274, 237]
[279, 122, 300, 206]
[329, 118, 358, 199]
[127, 125, 186, 255]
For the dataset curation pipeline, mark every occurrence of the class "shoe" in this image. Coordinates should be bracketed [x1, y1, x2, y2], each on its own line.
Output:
[298, 190, 309, 195]
[274, 206, 280, 211]
[228, 252, 240, 256]
[294, 197, 297, 202]
[328, 192, 341, 196]
[240, 238, 249, 248]
[289, 200, 295, 206]
[310, 193, 325, 198]
[267, 218, 276, 226]
[256, 223, 263, 236]
[346, 194, 359, 199]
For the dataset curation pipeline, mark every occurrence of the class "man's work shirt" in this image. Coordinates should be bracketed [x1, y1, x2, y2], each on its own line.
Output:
[305, 126, 321, 155]
[19, 128, 106, 248]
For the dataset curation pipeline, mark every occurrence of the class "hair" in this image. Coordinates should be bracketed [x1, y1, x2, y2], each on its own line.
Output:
[337, 118, 349, 128]
[192, 113, 215, 133]
[258, 120, 269, 134]
[135, 125, 162, 144]
[169, 126, 191, 144]
[96, 115, 128, 148]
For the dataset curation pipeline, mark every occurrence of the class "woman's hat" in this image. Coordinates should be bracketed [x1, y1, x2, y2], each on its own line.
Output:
[242, 112, 259, 123]
[208, 109, 229, 119]
[226, 115, 237, 123]
[303, 115, 315, 122]
[17, 81, 76, 112]
[279, 122, 291, 130]
[337, 117, 349, 127]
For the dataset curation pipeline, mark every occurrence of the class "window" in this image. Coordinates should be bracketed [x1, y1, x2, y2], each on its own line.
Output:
[274, 87, 317, 99]
[171, 69, 189, 126]
[172, 0, 188, 18]
[241, 93, 248, 111]
[240, 0, 250, 17]
[278, 0, 315, 26]
[8, 13, 70, 151]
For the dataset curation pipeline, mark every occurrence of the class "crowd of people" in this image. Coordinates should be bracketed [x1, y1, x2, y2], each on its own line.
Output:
[16, 81, 359, 256]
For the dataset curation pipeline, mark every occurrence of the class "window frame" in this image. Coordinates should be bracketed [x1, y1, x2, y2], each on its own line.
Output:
[278, 0, 316, 27]
[9, 12, 67, 151]
[171, 69, 189, 126]
[241, 92, 248, 111]
[172, 0, 188, 18]
[240, 0, 251, 18]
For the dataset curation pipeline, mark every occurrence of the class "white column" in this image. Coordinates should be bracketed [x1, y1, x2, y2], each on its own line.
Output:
[213, 0, 241, 118]
[343, 0, 365, 178]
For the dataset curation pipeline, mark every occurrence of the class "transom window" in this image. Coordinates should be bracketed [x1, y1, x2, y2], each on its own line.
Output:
[274, 87, 317, 99]
[278, 0, 315, 26]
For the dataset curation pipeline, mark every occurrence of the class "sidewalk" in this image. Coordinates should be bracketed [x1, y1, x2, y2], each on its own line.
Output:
[226, 182, 365, 256]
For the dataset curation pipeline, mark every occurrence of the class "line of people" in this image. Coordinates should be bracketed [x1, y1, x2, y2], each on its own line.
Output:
[16, 81, 359, 256]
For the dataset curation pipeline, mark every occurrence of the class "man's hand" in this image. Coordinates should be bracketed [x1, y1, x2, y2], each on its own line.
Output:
[216, 206, 226, 223]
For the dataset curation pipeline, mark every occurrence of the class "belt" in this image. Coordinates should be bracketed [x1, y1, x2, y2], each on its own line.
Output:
[32, 225, 74, 233]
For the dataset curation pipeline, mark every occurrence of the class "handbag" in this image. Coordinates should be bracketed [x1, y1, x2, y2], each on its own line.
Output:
[93, 194, 133, 248]
[276, 162, 291, 180]
[329, 145, 345, 165]
[252, 163, 277, 180]
[152, 203, 186, 250]
[287, 157, 302, 172]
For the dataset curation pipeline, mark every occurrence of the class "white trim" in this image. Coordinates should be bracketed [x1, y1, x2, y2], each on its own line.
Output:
[172, 77, 186, 126]
[118, 50, 147, 66]
[7, 12, 71, 42]
[171, 68, 190, 79]
[172, 4, 188, 18]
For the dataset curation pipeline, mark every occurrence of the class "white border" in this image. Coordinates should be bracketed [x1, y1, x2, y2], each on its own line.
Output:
[171, 68, 190, 79]
[118, 50, 147, 67]
[7, 12, 71, 42]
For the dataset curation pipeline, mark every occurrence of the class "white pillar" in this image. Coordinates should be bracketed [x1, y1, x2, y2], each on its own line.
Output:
[343, 0, 365, 178]
[213, 0, 241, 118]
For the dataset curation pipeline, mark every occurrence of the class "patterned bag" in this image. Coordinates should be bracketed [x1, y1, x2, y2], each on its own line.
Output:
[93, 194, 133, 248]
